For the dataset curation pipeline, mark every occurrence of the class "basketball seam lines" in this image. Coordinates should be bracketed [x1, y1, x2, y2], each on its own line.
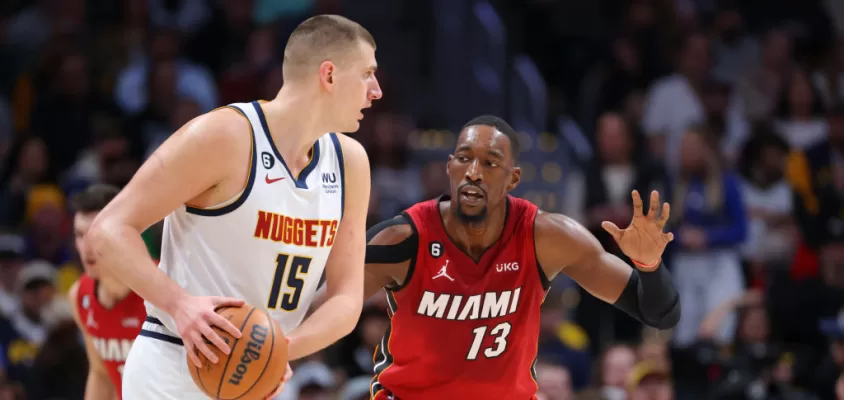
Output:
[233, 309, 277, 400]
[213, 307, 258, 400]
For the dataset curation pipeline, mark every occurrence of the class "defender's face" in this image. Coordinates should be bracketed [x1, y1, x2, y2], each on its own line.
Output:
[447, 126, 520, 223]
[331, 40, 381, 133]
[74, 212, 99, 278]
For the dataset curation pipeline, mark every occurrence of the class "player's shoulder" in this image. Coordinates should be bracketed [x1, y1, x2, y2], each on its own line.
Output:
[68, 278, 81, 303]
[367, 214, 415, 246]
[534, 211, 599, 246]
[175, 105, 253, 150]
[68, 274, 93, 301]
[67, 278, 85, 325]
[332, 133, 370, 172]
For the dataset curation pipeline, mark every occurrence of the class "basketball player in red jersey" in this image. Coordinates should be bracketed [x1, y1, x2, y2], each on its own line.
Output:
[68, 184, 147, 400]
[361, 116, 681, 399]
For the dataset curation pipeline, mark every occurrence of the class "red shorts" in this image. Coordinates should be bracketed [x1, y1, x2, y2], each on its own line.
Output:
[372, 389, 397, 400]
[372, 389, 538, 400]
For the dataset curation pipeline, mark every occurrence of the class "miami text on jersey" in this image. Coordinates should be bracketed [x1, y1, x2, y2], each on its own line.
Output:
[91, 337, 133, 362]
[253, 210, 339, 248]
[416, 288, 523, 320]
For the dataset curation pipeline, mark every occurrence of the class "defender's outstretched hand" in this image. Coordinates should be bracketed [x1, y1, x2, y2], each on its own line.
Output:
[601, 190, 674, 269]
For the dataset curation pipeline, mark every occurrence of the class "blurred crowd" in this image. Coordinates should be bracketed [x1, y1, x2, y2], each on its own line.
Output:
[0, 0, 844, 399]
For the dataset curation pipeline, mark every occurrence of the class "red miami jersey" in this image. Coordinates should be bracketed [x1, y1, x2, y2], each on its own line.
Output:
[372, 196, 550, 400]
[75, 274, 146, 398]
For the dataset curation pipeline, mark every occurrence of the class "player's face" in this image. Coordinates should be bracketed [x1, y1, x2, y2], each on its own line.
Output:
[447, 126, 520, 223]
[329, 40, 382, 133]
[73, 212, 100, 278]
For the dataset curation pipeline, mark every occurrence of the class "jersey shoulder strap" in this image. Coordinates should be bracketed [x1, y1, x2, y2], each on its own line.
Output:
[74, 274, 95, 313]
[403, 197, 440, 240]
[506, 196, 549, 290]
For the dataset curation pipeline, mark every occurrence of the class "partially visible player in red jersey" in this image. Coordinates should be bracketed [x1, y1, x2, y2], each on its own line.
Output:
[361, 115, 681, 400]
[67, 184, 147, 400]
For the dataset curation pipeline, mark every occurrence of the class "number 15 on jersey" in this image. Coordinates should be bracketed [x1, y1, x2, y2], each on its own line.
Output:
[267, 253, 312, 311]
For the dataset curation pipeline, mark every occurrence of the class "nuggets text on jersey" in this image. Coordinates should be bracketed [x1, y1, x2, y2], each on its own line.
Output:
[253, 210, 338, 248]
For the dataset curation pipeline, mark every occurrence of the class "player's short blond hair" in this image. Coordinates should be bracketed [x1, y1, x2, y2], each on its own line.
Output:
[282, 15, 376, 81]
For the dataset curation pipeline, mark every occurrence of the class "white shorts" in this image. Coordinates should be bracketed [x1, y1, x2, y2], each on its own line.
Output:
[122, 317, 290, 399]
[122, 318, 209, 400]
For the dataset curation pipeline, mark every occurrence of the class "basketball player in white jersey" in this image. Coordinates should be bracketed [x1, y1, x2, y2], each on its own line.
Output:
[87, 15, 381, 399]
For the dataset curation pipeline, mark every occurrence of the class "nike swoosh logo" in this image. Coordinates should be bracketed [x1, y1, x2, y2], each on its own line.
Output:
[265, 174, 285, 184]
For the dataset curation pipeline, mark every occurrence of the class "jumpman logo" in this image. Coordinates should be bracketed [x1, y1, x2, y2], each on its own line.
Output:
[86, 311, 98, 329]
[433, 260, 455, 281]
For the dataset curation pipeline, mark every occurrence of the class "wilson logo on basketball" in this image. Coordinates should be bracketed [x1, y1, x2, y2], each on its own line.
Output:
[227, 324, 269, 385]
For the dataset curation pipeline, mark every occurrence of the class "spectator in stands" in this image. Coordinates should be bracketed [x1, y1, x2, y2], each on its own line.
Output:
[535, 359, 574, 400]
[278, 356, 335, 400]
[30, 51, 105, 174]
[336, 305, 389, 379]
[787, 105, 844, 288]
[0, 97, 12, 162]
[114, 28, 218, 115]
[669, 126, 748, 348]
[812, 39, 844, 109]
[637, 334, 670, 366]
[0, 380, 25, 400]
[817, 308, 844, 398]
[641, 33, 710, 164]
[0, 137, 51, 227]
[626, 361, 673, 400]
[369, 113, 420, 217]
[538, 299, 592, 390]
[22, 185, 80, 295]
[147, 0, 211, 36]
[420, 159, 450, 202]
[64, 108, 127, 187]
[0, 261, 57, 383]
[731, 29, 793, 126]
[710, 6, 759, 85]
[773, 69, 828, 150]
[577, 344, 636, 400]
[695, 289, 816, 399]
[338, 376, 374, 400]
[579, 36, 647, 131]
[738, 132, 797, 283]
[27, 313, 85, 400]
[0, 235, 24, 317]
[697, 289, 768, 348]
[218, 26, 278, 105]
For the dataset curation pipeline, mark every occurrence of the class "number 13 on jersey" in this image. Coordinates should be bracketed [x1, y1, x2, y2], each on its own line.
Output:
[267, 253, 312, 311]
[467, 322, 512, 360]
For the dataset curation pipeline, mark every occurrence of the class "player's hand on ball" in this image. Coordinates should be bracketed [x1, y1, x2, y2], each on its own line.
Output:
[173, 295, 245, 367]
[601, 190, 674, 269]
[265, 338, 293, 399]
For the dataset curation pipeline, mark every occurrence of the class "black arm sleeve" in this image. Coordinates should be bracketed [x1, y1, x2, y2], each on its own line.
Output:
[365, 215, 418, 264]
[612, 262, 681, 330]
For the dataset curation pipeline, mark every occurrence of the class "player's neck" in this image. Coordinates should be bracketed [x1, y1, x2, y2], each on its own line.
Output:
[441, 203, 508, 259]
[264, 86, 331, 162]
[97, 278, 131, 308]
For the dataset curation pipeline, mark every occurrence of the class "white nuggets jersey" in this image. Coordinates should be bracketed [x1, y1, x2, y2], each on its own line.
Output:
[147, 101, 346, 335]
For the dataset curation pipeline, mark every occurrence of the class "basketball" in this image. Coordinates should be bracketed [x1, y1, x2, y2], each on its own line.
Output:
[187, 304, 288, 400]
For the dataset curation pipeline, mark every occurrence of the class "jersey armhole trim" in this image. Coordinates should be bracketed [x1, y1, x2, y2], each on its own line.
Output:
[186, 105, 257, 217]
[532, 213, 552, 292]
[329, 133, 346, 220]
[386, 212, 419, 293]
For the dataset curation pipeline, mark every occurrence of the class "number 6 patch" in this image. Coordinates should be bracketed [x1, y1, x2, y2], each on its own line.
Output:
[429, 241, 443, 258]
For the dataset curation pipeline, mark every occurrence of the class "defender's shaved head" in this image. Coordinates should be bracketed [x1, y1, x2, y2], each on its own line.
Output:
[283, 15, 376, 81]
